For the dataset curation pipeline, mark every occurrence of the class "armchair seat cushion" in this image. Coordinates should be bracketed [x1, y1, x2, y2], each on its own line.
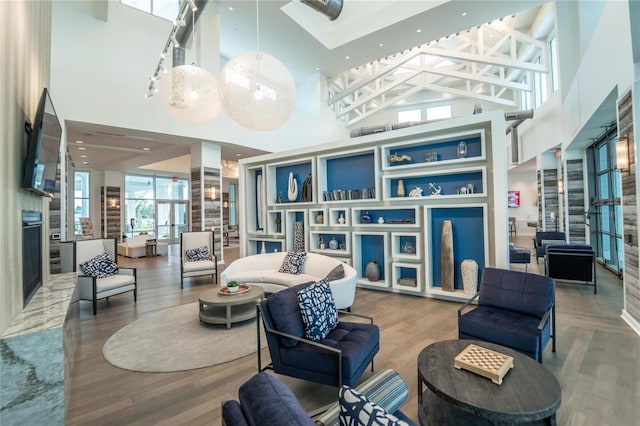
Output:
[280, 322, 380, 379]
[96, 274, 136, 292]
[458, 306, 550, 355]
[182, 259, 216, 273]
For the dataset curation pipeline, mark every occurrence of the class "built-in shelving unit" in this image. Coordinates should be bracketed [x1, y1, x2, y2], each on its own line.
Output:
[238, 112, 509, 301]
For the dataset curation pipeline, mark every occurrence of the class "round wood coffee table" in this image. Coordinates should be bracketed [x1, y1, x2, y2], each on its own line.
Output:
[418, 339, 561, 425]
[198, 286, 265, 329]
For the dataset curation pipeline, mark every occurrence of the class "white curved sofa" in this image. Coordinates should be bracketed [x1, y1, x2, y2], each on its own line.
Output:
[220, 252, 357, 309]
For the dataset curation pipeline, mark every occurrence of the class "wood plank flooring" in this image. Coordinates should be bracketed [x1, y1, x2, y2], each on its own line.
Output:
[66, 238, 640, 426]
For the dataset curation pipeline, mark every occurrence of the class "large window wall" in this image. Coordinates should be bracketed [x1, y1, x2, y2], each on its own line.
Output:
[124, 175, 189, 241]
[73, 171, 90, 235]
[587, 126, 623, 274]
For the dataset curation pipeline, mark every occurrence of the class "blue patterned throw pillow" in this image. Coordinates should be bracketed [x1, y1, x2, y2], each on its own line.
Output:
[296, 279, 338, 341]
[186, 246, 212, 262]
[80, 251, 119, 279]
[339, 386, 409, 426]
[279, 251, 307, 274]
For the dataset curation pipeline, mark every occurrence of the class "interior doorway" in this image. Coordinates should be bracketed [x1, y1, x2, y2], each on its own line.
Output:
[157, 201, 188, 244]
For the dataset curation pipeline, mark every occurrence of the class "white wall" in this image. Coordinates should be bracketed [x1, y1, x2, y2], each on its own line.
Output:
[1, 0, 54, 334]
[506, 169, 539, 236]
[50, 2, 347, 155]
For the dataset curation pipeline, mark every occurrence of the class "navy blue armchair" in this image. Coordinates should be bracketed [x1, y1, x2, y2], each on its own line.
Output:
[546, 244, 596, 293]
[257, 282, 380, 387]
[533, 231, 566, 263]
[458, 268, 556, 363]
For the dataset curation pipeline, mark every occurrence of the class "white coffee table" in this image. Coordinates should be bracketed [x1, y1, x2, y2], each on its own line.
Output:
[198, 285, 265, 329]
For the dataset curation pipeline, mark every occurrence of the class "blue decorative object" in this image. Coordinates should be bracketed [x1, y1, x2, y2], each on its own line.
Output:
[297, 279, 339, 341]
[279, 251, 307, 274]
[185, 245, 212, 262]
[80, 251, 119, 278]
[339, 386, 406, 425]
[361, 211, 372, 224]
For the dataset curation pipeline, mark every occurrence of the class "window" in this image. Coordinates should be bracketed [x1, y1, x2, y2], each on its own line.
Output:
[426, 105, 451, 120]
[587, 126, 623, 273]
[229, 183, 237, 226]
[549, 35, 559, 93]
[533, 57, 548, 108]
[124, 175, 155, 236]
[73, 171, 90, 235]
[520, 75, 531, 110]
[397, 109, 421, 123]
[121, 0, 180, 21]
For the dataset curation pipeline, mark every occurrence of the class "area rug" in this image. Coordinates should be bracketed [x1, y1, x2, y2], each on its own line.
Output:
[103, 302, 265, 373]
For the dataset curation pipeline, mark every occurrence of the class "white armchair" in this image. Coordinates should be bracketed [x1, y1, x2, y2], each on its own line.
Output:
[180, 231, 218, 288]
[60, 238, 137, 315]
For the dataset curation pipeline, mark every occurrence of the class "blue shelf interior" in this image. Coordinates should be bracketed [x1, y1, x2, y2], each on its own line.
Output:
[276, 162, 312, 203]
[255, 170, 263, 231]
[359, 234, 385, 279]
[398, 266, 417, 280]
[393, 172, 482, 197]
[355, 209, 415, 224]
[327, 153, 375, 192]
[430, 207, 485, 290]
[387, 135, 482, 166]
[256, 240, 281, 253]
[293, 211, 305, 222]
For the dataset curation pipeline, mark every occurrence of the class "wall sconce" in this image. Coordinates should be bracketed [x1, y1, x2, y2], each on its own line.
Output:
[557, 178, 564, 194]
[616, 135, 630, 172]
[108, 197, 120, 209]
[208, 185, 217, 201]
[223, 200, 229, 208]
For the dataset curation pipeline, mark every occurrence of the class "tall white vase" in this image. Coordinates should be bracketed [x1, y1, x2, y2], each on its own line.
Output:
[461, 259, 478, 296]
[287, 172, 298, 202]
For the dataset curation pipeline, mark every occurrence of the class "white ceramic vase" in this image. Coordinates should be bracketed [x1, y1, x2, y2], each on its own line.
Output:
[287, 172, 298, 202]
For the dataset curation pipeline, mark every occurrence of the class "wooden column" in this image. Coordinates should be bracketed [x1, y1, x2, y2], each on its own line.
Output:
[566, 159, 586, 244]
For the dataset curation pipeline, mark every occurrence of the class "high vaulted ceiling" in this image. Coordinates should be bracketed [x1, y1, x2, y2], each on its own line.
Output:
[67, 0, 550, 173]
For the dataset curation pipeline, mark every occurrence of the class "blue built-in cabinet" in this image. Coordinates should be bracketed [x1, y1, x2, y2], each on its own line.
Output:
[240, 113, 508, 302]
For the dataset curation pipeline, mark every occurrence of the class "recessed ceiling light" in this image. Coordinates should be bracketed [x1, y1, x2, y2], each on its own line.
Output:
[315, 67, 320, 71]
[461, 12, 468, 16]
[378, 43, 384, 47]
[345, 56, 350, 59]
[228, 6, 234, 11]
[75, 140, 84, 144]
[80, 155, 87, 158]
[143, 147, 151, 151]
[77, 146, 86, 150]
[416, 29, 422, 33]
[82, 161, 89, 165]
[235, 153, 242, 157]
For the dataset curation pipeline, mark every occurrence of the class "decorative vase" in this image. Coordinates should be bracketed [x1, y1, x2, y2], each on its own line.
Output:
[315, 213, 324, 224]
[338, 214, 346, 225]
[318, 235, 325, 250]
[301, 174, 312, 202]
[294, 221, 304, 251]
[441, 220, 454, 292]
[456, 141, 468, 158]
[377, 217, 385, 224]
[287, 172, 298, 202]
[329, 237, 339, 250]
[361, 211, 372, 224]
[365, 260, 380, 282]
[397, 179, 406, 197]
[461, 259, 478, 296]
[260, 241, 266, 254]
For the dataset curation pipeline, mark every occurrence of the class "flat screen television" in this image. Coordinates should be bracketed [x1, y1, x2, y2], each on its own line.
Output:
[508, 190, 520, 208]
[22, 88, 62, 198]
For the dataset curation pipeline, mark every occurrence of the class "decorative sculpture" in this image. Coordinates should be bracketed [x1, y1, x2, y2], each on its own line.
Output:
[397, 179, 406, 197]
[287, 172, 298, 202]
[461, 259, 478, 296]
[301, 174, 312, 202]
[428, 182, 442, 196]
[409, 187, 423, 197]
[441, 220, 454, 292]
[389, 152, 412, 163]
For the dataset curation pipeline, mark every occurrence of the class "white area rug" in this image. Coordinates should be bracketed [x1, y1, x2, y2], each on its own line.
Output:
[103, 302, 265, 372]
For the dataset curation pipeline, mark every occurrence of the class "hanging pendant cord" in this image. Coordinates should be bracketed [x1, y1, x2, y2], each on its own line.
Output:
[256, 0, 260, 51]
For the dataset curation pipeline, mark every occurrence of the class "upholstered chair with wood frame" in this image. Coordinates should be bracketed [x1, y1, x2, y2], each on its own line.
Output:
[60, 238, 137, 315]
[180, 231, 218, 288]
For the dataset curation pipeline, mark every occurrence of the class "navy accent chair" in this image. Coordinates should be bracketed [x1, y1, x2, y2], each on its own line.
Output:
[458, 268, 556, 363]
[533, 231, 567, 263]
[257, 282, 380, 388]
[546, 244, 597, 293]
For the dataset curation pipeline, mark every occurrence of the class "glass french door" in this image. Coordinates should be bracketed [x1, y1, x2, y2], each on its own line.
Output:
[157, 201, 188, 243]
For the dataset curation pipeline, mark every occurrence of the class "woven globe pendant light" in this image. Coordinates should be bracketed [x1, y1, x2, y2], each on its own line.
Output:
[219, 51, 296, 131]
[160, 64, 221, 124]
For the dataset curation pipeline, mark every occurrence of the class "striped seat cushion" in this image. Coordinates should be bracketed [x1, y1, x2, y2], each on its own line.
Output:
[314, 369, 409, 426]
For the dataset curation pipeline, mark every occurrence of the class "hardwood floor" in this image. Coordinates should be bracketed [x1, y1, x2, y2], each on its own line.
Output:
[67, 238, 640, 426]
